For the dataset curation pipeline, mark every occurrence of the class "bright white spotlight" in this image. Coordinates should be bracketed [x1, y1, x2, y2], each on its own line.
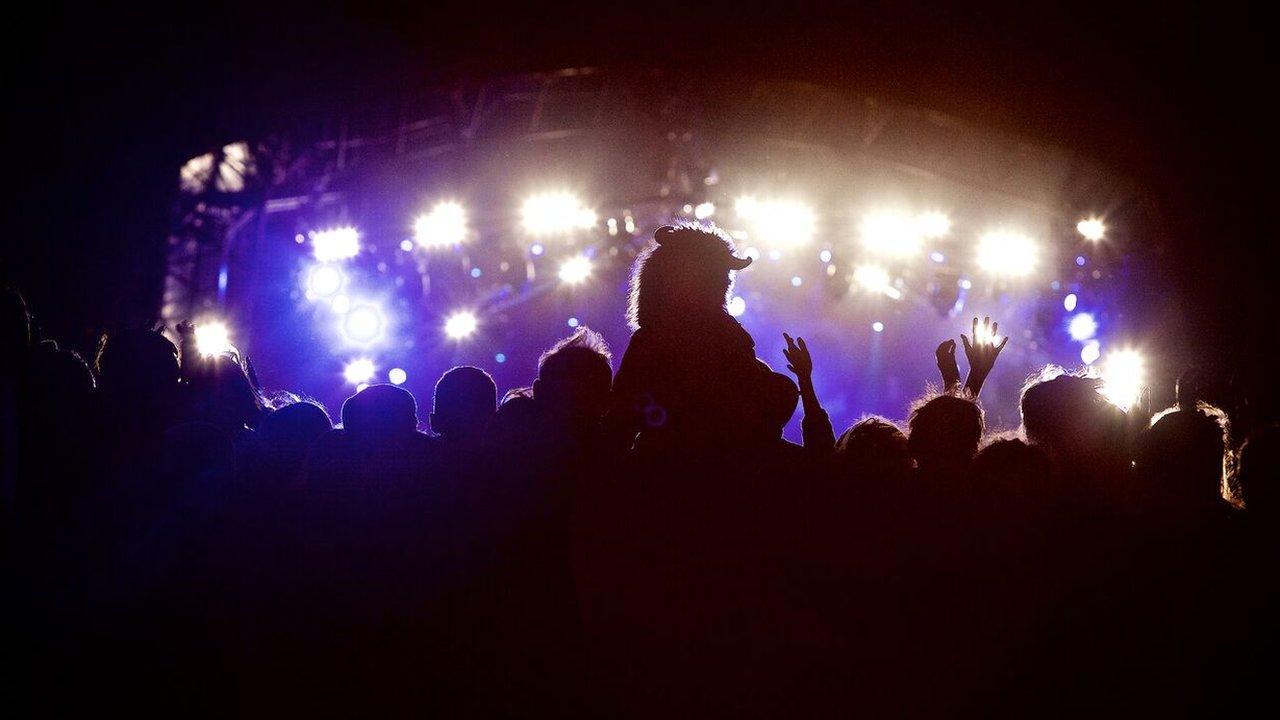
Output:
[311, 227, 360, 262]
[343, 358, 376, 385]
[444, 310, 478, 340]
[727, 295, 747, 317]
[306, 264, 344, 298]
[734, 196, 816, 250]
[916, 211, 952, 239]
[852, 264, 901, 299]
[193, 320, 234, 357]
[1063, 293, 1078, 312]
[342, 304, 385, 344]
[521, 192, 597, 236]
[558, 255, 593, 285]
[1077, 217, 1106, 241]
[1068, 312, 1098, 341]
[387, 367, 407, 385]
[1081, 340, 1101, 365]
[977, 230, 1038, 277]
[694, 201, 716, 220]
[414, 201, 468, 248]
[859, 210, 924, 258]
[1099, 349, 1146, 410]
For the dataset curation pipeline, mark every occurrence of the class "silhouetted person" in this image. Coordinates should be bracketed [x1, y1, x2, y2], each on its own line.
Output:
[1239, 423, 1279, 520]
[907, 391, 983, 483]
[834, 415, 912, 484]
[611, 222, 763, 457]
[430, 365, 497, 443]
[1020, 369, 1130, 504]
[782, 332, 835, 455]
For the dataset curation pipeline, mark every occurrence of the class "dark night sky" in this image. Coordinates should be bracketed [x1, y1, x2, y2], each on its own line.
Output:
[4, 2, 1275, 400]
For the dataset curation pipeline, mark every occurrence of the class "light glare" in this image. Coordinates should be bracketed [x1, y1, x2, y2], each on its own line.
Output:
[1099, 349, 1146, 410]
[344, 358, 376, 385]
[306, 264, 344, 298]
[1077, 217, 1106, 241]
[343, 304, 385, 344]
[388, 367, 407, 385]
[734, 196, 816, 250]
[193, 321, 234, 357]
[977, 230, 1038, 277]
[1068, 312, 1098, 341]
[558, 255, 593, 285]
[311, 227, 360, 262]
[444, 310, 478, 340]
[414, 201, 468, 248]
[521, 192, 597, 236]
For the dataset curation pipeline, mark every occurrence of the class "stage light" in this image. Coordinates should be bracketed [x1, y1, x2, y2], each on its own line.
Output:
[872, 321, 884, 333]
[1068, 312, 1098, 341]
[331, 295, 351, 314]
[973, 318, 1001, 347]
[306, 264, 344, 298]
[444, 310, 478, 340]
[414, 201, 468, 248]
[342, 304, 385, 344]
[791, 276, 803, 287]
[521, 192, 597, 236]
[344, 358, 376, 385]
[917, 211, 952, 239]
[311, 227, 360, 262]
[727, 295, 747, 317]
[194, 320, 234, 357]
[977, 230, 1038, 277]
[734, 196, 816, 250]
[853, 264, 900, 299]
[558, 255, 593, 285]
[567, 317, 580, 328]
[388, 367, 407, 385]
[930, 251, 946, 263]
[819, 249, 832, 263]
[1077, 217, 1106, 241]
[1063, 293, 1078, 312]
[1081, 340, 1101, 365]
[1099, 348, 1146, 411]
[495, 352, 507, 363]
[695, 201, 716, 220]
[859, 210, 923, 258]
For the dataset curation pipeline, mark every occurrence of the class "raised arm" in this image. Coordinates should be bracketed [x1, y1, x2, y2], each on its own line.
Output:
[960, 316, 1009, 397]
[783, 333, 835, 455]
[935, 339, 961, 393]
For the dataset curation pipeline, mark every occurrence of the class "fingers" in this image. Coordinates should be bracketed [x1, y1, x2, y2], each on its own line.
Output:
[996, 336, 1009, 351]
[961, 334, 972, 353]
[971, 317, 978, 338]
[797, 336, 808, 354]
[991, 321, 999, 337]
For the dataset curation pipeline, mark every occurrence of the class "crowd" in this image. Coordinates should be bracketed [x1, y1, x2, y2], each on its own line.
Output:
[2, 223, 1276, 717]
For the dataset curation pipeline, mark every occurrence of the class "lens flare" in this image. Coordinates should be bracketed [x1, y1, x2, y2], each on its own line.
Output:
[1068, 312, 1098, 341]
[977, 230, 1038, 277]
[387, 367, 407, 385]
[444, 310, 479, 340]
[1077, 217, 1106, 241]
[311, 227, 360, 262]
[414, 201, 468, 248]
[306, 264, 344, 298]
[193, 320, 234, 357]
[1099, 348, 1146, 410]
[734, 196, 816, 250]
[558, 255, 593, 285]
[343, 358, 376, 385]
[521, 192, 597, 236]
[342, 304, 385, 344]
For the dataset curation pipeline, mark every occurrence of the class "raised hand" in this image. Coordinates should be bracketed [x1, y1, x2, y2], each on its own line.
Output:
[936, 339, 961, 392]
[783, 332, 813, 380]
[960, 316, 1009, 397]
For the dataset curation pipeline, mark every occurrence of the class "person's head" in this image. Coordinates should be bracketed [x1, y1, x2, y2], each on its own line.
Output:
[1019, 367, 1126, 467]
[626, 222, 752, 330]
[1238, 423, 1280, 517]
[341, 383, 419, 439]
[1137, 403, 1231, 510]
[835, 415, 912, 482]
[259, 400, 332, 454]
[93, 327, 180, 400]
[431, 365, 497, 440]
[907, 391, 983, 475]
[972, 436, 1053, 501]
[186, 354, 265, 431]
[758, 370, 800, 438]
[534, 326, 613, 422]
